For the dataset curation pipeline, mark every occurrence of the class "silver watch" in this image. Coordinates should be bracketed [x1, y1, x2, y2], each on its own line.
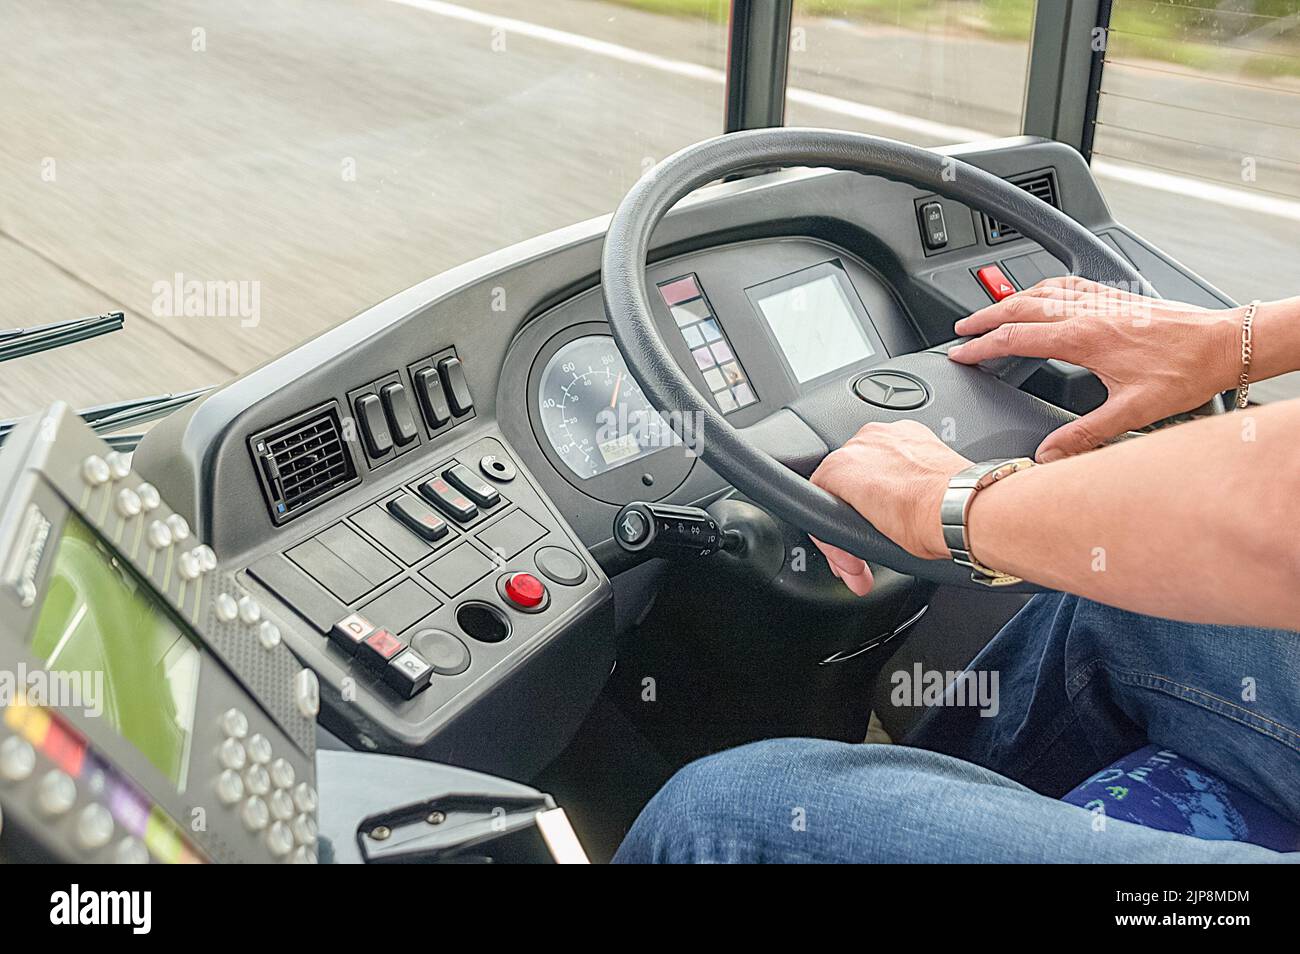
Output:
[940, 458, 1036, 586]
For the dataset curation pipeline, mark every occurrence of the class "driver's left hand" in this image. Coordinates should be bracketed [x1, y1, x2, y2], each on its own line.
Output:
[809, 420, 972, 597]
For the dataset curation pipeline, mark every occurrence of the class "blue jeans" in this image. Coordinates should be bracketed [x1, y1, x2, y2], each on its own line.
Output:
[614, 594, 1300, 862]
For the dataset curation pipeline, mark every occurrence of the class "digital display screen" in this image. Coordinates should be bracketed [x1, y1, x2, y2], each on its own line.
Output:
[755, 272, 875, 383]
[30, 514, 201, 790]
[597, 432, 645, 467]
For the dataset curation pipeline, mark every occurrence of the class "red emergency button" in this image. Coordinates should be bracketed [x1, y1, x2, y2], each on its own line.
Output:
[976, 264, 1016, 302]
[503, 572, 546, 609]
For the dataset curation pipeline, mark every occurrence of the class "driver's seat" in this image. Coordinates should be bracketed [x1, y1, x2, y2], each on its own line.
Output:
[1061, 746, 1300, 852]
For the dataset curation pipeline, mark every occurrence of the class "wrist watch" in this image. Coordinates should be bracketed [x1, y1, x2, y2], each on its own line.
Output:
[940, 458, 1036, 587]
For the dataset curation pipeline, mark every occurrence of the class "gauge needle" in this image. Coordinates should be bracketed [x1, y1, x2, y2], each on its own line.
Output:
[609, 372, 623, 408]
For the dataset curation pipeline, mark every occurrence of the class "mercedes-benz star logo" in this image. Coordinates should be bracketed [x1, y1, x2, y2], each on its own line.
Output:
[853, 371, 929, 410]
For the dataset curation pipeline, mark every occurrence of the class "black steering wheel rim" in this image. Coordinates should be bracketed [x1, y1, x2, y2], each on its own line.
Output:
[600, 128, 1149, 588]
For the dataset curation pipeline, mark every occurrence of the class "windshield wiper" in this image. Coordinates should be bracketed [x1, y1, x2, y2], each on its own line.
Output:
[0, 311, 125, 363]
[0, 386, 214, 451]
[77, 386, 214, 433]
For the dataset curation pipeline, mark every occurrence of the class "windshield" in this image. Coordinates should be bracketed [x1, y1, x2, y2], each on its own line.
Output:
[0, 0, 728, 417]
[3, 0, 1297, 415]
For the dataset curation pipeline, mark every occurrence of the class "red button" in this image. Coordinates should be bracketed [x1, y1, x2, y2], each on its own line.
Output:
[363, 629, 402, 661]
[503, 572, 545, 609]
[976, 264, 1016, 302]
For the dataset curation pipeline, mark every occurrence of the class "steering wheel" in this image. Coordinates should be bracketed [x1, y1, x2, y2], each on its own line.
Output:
[601, 128, 1163, 589]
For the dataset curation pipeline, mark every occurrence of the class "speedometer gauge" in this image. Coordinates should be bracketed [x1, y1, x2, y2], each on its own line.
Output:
[537, 335, 675, 480]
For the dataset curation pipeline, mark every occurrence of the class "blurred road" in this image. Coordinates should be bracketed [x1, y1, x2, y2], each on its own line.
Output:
[0, 0, 1296, 419]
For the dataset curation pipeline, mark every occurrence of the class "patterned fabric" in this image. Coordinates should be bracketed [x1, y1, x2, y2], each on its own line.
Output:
[1062, 745, 1300, 852]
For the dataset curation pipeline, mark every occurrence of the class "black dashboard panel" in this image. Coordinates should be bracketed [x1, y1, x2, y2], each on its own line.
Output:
[501, 235, 924, 533]
[134, 135, 1236, 776]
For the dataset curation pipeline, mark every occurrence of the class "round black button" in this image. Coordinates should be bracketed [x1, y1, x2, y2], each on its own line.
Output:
[535, 546, 588, 586]
[409, 629, 471, 676]
[617, 509, 648, 545]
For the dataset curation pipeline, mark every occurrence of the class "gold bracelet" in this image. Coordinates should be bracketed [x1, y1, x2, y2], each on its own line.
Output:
[1235, 300, 1259, 410]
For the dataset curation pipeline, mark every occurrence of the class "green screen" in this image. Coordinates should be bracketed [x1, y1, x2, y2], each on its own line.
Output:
[30, 514, 201, 789]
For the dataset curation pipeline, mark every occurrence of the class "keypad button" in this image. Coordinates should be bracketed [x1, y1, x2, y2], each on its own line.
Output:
[147, 520, 173, 549]
[292, 813, 318, 846]
[76, 803, 115, 851]
[329, 613, 375, 653]
[215, 593, 238, 622]
[0, 735, 36, 782]
[384, 648, 434, 699]
[105, 451, 132, 480]
[36, 770, 77, 816]
[269, 758, 295, 790]
[218, 737, 246, 771]
[82, 455, 110, 486]
[194, 544, 217, 572]
[241, 796, 270, 831]
[219, 708, 249, 739]
[216, 769, 245, 806]
[267, 821, 295, 858]
[270, 788, 296, 822]
[115, 488, 142, 518]
[257, 620, 282, 650]
[292, 782, 318, 815]
[136, 482, 162, 512]
[358, 629, 403, 669]
[178, 550, 201, 580]
[244, 764, 271, 797]
[237, 596, 261, 625]
[115, 836, 150, 864]
[246, 733, 272, 765]
[165, 513, 191, 541]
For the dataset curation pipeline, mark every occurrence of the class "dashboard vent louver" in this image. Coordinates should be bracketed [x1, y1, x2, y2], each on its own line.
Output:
[249, 401, 359, 525]
[984, 171, 1059, 244]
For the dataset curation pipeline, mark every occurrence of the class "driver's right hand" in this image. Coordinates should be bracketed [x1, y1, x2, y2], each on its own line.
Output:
[946, 277, 1243, 461]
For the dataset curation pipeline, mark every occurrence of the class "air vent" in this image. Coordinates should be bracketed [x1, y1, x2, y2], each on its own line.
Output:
[249, 401, 359, 525]
[984, 171, 1059, 245]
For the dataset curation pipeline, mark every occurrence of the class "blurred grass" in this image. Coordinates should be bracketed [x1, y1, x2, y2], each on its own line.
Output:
[604, 0, 1300, 78]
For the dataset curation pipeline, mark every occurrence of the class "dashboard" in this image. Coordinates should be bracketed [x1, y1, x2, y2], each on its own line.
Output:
[134, 136, 1235, 781]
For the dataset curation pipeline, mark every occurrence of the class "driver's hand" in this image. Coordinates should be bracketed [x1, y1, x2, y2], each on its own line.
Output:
[948, 276, 1241, 461]
[809, 420, 972, 597]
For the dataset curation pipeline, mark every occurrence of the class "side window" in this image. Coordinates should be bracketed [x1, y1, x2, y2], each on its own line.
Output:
[1091, 1, 1300, 305]
[785, 1, 1037, 143]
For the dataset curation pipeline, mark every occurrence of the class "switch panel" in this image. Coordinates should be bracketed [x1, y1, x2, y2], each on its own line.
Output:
[437, 357, 473, 416]
[387, 493, 449, 542]
[918, 201, 948, 250]
[380, 382, 418, 446]
[443, 463, 499, 508]
[347, 371, 425, 468]
[355, 394, 393, 458]
[418, 474, 478, 523]
[408, 348, 475, 436]
[239, 435, 610, 765]
[413, 367, 451, 428]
